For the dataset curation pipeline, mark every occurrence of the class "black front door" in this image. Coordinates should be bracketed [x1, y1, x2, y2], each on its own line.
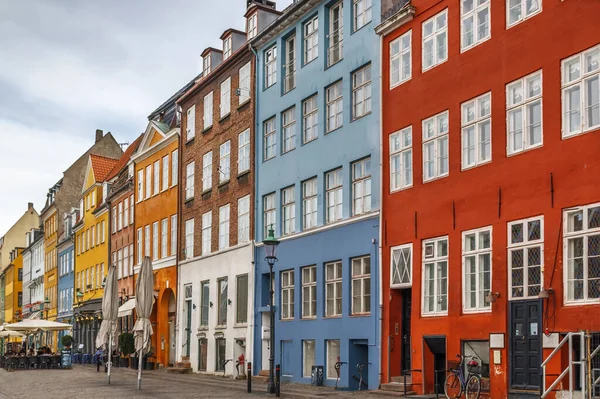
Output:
[510, 300, 541, 390]
[401, 289, 412, 373]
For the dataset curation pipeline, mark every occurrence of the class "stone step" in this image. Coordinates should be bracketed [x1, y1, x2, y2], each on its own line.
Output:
[252, 375, 269, 383]
[175, 361, 192, 368]
[369, 390, 417, 397]
[381, 382, 414, 393]
[391, 375, 412, 384]
[258, 369, 270, 377]
[167, 367, 193, 374]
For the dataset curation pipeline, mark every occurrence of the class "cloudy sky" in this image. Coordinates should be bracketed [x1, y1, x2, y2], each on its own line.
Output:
[0, 0, 292, 236]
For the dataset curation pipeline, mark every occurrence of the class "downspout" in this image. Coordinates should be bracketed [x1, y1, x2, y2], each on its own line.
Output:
[378, 30, 387, 387]
[175, 129, 183, 363]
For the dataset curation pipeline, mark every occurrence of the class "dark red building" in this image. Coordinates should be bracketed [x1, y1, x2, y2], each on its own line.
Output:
[376, 0, 600, 397]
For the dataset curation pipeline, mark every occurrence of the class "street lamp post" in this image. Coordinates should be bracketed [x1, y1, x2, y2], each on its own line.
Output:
[43, 296, 50, 347]
[262, 225, 280, 394]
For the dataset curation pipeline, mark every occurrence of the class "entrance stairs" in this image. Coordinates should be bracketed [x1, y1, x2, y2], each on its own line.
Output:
[167, 355, 193, 374]
[374, 375, 416, 397]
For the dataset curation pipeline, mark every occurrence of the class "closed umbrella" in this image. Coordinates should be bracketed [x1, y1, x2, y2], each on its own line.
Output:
[95, 263, 119, 384]
[133, 256, 154, 390]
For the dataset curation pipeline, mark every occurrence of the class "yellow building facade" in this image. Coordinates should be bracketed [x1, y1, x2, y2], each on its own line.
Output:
[3, 248, 23, 324]
[41, 206, 58, 350]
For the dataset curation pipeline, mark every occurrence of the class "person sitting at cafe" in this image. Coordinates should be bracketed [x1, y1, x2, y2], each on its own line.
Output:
[27, 348, 35, 356]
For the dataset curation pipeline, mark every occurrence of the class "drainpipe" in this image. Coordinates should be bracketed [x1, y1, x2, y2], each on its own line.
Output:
[378, 30, 386, 387]
[249, 43, 259, 373]
[175, 130, 182, 362]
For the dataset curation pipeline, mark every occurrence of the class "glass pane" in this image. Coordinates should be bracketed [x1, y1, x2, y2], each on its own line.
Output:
[589, 207, 600, 229]
[528, 219, 541, 241]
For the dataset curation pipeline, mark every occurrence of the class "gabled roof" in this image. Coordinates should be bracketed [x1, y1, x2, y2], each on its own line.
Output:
[220, 28, 246, 40]
[105, 134, 144, 181]
[89, 154, 120, 183]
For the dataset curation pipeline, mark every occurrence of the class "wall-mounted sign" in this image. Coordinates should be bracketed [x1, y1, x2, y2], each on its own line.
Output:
[489, 333, 505, 349]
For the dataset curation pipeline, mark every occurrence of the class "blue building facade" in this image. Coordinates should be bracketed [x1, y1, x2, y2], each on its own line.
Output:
[251, 0, 381, 389]
[57, 228, 74, 347]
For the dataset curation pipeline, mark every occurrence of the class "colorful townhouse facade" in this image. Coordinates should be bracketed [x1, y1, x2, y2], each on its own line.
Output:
[73, 152, 121, 353]
[176, 6, 258, 374]
[41, 191, 59, 349]
[251, 0, 382, 389]
[57, 210, 76, 347]
[376, 0, 600, 397]
[3, 248, 23, 324]
[21, 227, 44, 324]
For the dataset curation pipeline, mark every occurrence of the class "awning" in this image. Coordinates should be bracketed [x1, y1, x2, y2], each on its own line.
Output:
[118, 298, 136, 318]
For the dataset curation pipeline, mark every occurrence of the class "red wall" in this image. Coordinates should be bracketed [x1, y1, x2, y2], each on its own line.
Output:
[380, 0, 600, 396]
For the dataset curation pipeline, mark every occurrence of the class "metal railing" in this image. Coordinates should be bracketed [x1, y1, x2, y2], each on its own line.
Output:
[590, 333, 600, 397]
[541, 331, 587, 398]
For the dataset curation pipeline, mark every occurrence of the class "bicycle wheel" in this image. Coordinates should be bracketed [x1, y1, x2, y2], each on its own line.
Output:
[444, 372, 462, 399]
[465, 374, 481, 399]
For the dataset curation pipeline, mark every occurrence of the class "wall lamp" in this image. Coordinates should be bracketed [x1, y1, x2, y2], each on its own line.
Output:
[485, 291, 501, 303]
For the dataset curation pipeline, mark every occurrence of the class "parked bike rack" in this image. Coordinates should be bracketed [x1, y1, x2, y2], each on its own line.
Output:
[334, 361, 347, 389]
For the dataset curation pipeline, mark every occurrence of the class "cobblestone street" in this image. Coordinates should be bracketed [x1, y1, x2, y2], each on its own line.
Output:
[0, 366, 370, 399]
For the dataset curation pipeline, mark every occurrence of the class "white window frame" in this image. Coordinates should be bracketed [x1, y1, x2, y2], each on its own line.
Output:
[185, 161, 195, 200]
[218, 204, 230, 250]
[352, 64, 372, 120]
[162, 154, 169, 190]
[325, 261, 342, 317]
[136, 228, 142, 264]
[264, 193, 276, 239]
[284, 35, 296, 93]
[239, 62, 251, 105]
[152, 221, 159, 261]
[223, 36, 232, 60]
[171, 149, 178, 187]
[326, 340, 341, 379]
[265, 46, 277, 89]
[508, 216, 544, 300]
[563, 202, 600, 304]
[220, 77, 231, 118]
[153, 161, 160, 195]
[238, 129, 250, 174]
[304, 15, 318, 65]
[391, 243, 412, 289]
[145, 165, 151, 199]
[422, 110, 449, 182]
[144, 225, 150, 258]
[422, 236, 449, 316]
[326, 168, 343, 224]
[282, 186, 295, 236]
[282, 107, 296, 153]
[203, 91, 213, 129]
[460, 0, 491, 52]
[161, 218, 168, 258]
[390, 126, 413, 192]
[507, 0, 542, 28]
[219, 141, 231, 183]
[238, 195, 250, 244]
[185, 219, 194, 260]
[264, 118, 276, 161]
[303, 340, 315, 378]
[352, 157, 371, 216]
[327, 2, 344, 67]
[351, 255, 371, 315]
[170, 215, 177, 256]
[202, 211, 212, 256]
[186, 104, 196, 141]
[302, 95, 319, 144]
[247, 13, 258, 39]
[202, 151, 212, 192]
[461, 92, 492, 170]
[561, 45, 600, 138]
[302, 178, 318, 230]
[353, 0, 372, 31]
[203, 54, 211, 76]
[462, 227, 492, 313]
[123, 198, 129, 228]
[301, 265, 317, 319]
[137, 169, 143, 201]
[326, 81, 343, 133]
[422, 9, 448, 72]
[390, 30, 412, 88]
[281, 269, 295, 320]
[506, 70, 543, 155]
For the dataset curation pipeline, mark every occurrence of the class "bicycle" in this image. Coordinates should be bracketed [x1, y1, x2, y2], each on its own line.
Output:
[444, 354, 481, 399]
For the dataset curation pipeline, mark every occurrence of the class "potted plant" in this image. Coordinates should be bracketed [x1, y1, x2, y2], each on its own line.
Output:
[145, 347, 155, 370]
[61, 335, 73, 349]
[118, 332, 134, 368]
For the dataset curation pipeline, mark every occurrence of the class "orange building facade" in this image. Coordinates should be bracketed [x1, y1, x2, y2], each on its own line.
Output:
[377, 1, 600, 397]
[132, 121, 180, 368]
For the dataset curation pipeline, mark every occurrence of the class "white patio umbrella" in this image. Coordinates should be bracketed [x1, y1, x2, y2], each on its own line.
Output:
[95, 262, 119, 384]
[0, 330, 25, 338]
[133, 256, 154, 390]
[3, 319, 72, 332]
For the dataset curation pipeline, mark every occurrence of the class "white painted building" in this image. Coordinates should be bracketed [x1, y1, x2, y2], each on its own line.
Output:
[22, 228, 44, 318]
[176, 243, 254, 377]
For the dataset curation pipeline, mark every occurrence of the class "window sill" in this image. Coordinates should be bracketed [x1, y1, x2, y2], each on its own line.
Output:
[202, 188, 212, 196]
[421, 312, 448, 318]
[460, 35, 491, 54]
[349, 313, 371, 318]
[198, 326, 209, 331]
[219, 113, 231, 123]
[234, 323, 248, 328]
[507, 143, 543, 157]
[423, 174, 449, 184]
[390, 184, 413, 194]
[326, 58, 343, 70]
[301, 317, 317, 320]
[283, 86, 296, 96]
[282, 147, 295, 155]
[323, 315, 342, 319]
[202, 125, 213, 134]
[422, 59, 448, 74]
[237, 170, 250, 179]
[214, 325, 227, 330]
[218, 180, 230, 189]
[185, 136, 195, 145]
[184, 197, 194, 204]
[280, 318, 294, 322]
[325, 126, 342, 135]
[263, 157, 275, 163]
[351, 112, 371, 123]
[238, 99, 251, 109]
[461, 159, 492, 172]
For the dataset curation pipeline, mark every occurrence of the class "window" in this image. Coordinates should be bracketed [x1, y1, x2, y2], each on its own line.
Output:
[304, 15, 318, 64]
[326, 81, 343, 132]
[325, 261, 342, 317]
[102, 220, 106, 243]
[461, 0, 490, 51]
[170, 215, 177, 256]
[238, 195, 250, 244]
[352, 158, 371, 216]
[264, 118, 276, 161]
[117, 249, 123, 279]
[390, 126, 413, 191]
[219, 204, 230, 250]
[185, 219, 194, 260]
[564, 203, 600, 303]
[137, 228, 142, 264]
[507, 0, 541, 27]
[247, 13, 258, 39]
[561, 45, 600, 138]
[422, 237, 448, 316]
[509, 216, 543, 299]
[352, 64, 372, 119]
[302, 95, 318, 144]
[238, 129, 250, 173]
[507, 71, 543, 154]
[200, 151, 212, 192]
[236, 274, 248, 324]
[217, 141, 230, 183]
[123, 246, 129, 277]
[422, 110, 449, 181]
[354, 0, 373, 31]
[328, 2, 343, 66]
[152, 221, 159, 261]
[326, 340, 341, 379]
[326, 168, 343, 223]
[145, 165, 151, 199]
[111, 208, 117, 234]
[217, 278, 228, 326]
[284, 36, 296, 93]
[171, 149, 178, 186]
[281, 270, 295, 320]
[202, 211, 212, 255]
[282, 107, 296, 153]
[390, 30, 411, 88]
[161, 218, 168, 258]
[200, 281, 209, 327]
[461, 92, 491, 169]
[264, 193, 276, 238]
[223, 36, 232, 59]
[265, 46, 277, 88]
[303, 340, 316, 378]
[351, 256, 371, 314]
[239, 62, 251, 104]
[203, 54, 211, 76]
[391, 244, 412, 288]
[220, 77, 231, 118]
[281, 186, 295, 236]
[302, 178, 317, 230]
[462, 227, 492, 312]
[203, 91, 213, 129]
[185, 162, 195, 200]
[215, 338, 226, 372]
[186, 105, 195, 140]
[117, 203, 123, 231]
[144, 225, 150, 258]
[422, 9, 448, 71]
[91, 226, 95, 248]
[123, 198, 129, 227]
[162, 155, 169, 190]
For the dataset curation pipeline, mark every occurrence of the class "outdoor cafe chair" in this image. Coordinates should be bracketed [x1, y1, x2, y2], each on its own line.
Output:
[51, 356, 60, 369]
[6, 357, 19, 371]
[18, 357, 27, 370]
[39, 356, 50, 369]
[27, 356, 38, 369]
[0, 356, 5, 369]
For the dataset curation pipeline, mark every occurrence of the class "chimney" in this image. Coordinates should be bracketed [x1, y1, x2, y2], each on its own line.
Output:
[28, 202, 34, 210]
[95, 129, 103, 143]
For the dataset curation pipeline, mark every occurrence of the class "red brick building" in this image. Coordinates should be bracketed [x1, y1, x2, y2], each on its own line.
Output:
[376, 0, 600, 397]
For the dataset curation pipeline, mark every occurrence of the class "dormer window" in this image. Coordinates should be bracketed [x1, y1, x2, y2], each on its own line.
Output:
[247, 13, 258, 39]
[223, 36, 232, 60]
[203, 55, 211, 76]
[128, 163, 134, 178]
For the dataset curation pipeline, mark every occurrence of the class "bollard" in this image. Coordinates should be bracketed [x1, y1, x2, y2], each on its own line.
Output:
[275, 364, 281, 397]
[247, 362, 252, 393]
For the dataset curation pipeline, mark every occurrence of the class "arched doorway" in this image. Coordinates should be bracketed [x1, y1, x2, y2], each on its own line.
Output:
[159, 288, 176, 367]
